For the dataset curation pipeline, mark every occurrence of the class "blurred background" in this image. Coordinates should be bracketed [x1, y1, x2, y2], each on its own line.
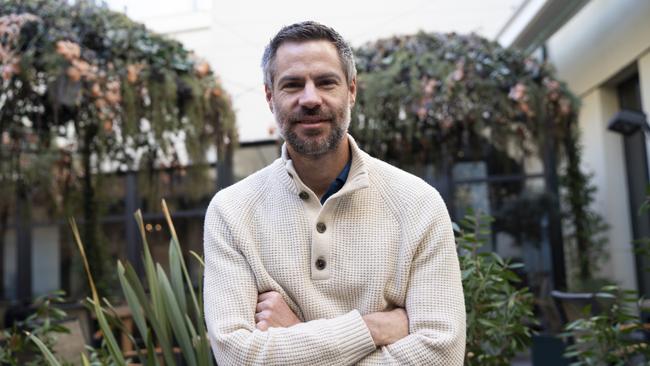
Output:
[2, 0, 650, 364]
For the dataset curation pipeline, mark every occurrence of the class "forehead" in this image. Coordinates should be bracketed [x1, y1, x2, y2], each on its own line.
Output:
[273, 40, 344, 80]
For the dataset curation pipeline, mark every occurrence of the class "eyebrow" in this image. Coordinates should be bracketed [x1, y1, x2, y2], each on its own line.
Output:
[277, 72, 343, 85]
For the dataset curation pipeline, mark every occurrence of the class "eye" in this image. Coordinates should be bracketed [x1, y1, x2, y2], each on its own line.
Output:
[318, 79, 338, 88]
[281, 81, 303, 91]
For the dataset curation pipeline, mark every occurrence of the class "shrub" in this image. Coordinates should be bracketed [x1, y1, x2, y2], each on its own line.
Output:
[457, 210, 536, 365]
[29, 200, 213, 366]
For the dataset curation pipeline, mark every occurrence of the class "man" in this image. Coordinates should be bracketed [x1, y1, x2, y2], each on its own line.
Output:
[203, 21, 465, 365]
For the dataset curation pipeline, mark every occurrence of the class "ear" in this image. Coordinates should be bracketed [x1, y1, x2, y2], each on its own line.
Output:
[264, 84, 274, 113]
[348, 76, 357, 107]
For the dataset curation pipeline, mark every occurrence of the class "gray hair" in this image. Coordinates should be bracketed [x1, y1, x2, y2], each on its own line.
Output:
[261, 21, 356, 88]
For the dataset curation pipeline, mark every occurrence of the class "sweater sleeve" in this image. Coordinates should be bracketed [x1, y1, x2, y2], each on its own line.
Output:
[357, 195, 466, 365]
[203, 200, 377, 366]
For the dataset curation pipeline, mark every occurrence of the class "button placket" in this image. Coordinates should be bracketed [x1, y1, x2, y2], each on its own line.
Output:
[311, 210, 332, 280]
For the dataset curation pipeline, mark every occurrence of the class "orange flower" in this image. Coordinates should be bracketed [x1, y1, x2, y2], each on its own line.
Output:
[126, 63, 144, 84]
[66, 66, 81, 82]
[55, 40, 80, 61]
[1, 60, 20, 81]
[194, 61, 210, 78]
[105, 90, 121, 105]
[91, 83, 103, 98]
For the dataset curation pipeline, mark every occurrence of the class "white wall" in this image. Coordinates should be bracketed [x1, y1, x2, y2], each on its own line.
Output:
[639, 53, 650, 178]
[543, 0, 650, 290]
[577, 88, 636, 290]
[546, 0, 650, 96]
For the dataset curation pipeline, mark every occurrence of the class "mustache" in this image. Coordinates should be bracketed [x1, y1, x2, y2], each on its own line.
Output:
[287, 108, 335, 123]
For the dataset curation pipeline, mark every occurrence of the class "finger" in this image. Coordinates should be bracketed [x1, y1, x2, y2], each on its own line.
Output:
[258, 291, 279, 302]
[256, 320, 268, 331]
[256, 300, 269, 312]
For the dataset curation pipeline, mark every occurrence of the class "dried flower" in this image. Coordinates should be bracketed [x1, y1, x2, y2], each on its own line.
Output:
[559, 98, 572, 116]
[56, 40, 81, 61]
[1, 60, 20, 80]
[66, 66, 81, 82]
[105, 90, 121, 105]
[194, 61, 210, 78]
[91, 83, 103, 98]
[508, 83, 527, 102]
[127, 63, 144, 84]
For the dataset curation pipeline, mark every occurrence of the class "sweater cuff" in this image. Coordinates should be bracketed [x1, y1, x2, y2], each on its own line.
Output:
[329, 310, 376, 364]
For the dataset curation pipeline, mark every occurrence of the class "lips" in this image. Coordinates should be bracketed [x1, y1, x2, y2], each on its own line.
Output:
[297, 119, 330, 124]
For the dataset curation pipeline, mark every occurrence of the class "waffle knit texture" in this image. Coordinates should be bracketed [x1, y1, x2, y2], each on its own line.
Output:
[203, 135, 466, 365]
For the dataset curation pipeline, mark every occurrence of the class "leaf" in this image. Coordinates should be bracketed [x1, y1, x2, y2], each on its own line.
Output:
[169, 238, 188, 315]
[69, 218, 126, 365]
[118, 261, 148, 346]
[121, 260, 176, 366]
[157, 264, 198, 366]
[26, 331, 61, 366]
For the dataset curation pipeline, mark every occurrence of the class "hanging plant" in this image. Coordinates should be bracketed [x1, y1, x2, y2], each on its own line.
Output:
[0, 0, 236, 295]
[352, 32, 607, 290]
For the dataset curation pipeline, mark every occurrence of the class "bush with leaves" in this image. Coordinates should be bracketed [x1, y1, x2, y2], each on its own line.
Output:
[561, 286, 650, 365]
[352, 32, 608, 291]
[0, 0, 236, 295]
[456, 211, 536, 366]
[0, 291, 69, 365]
[29, 200, 213, 366]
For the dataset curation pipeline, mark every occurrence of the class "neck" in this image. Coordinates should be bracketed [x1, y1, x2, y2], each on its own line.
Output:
[287, 135, 350, 199]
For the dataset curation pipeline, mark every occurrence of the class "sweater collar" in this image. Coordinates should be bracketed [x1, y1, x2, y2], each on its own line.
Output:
[280, 134, 370, 197]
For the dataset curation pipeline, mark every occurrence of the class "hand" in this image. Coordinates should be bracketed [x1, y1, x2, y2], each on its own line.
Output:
[362, 308, 409, 346]
[255, 291, 302, 331]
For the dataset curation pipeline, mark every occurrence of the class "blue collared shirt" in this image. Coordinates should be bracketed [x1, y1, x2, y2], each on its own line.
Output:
[320, 158, 351, 204]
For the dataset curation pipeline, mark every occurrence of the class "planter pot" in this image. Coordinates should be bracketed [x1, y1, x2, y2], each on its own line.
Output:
[531, 334, 570, 366]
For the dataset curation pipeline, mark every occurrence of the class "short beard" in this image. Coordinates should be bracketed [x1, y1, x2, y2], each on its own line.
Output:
[278, 107, 350, 158]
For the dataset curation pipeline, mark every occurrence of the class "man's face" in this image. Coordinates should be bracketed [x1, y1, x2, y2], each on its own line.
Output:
[265, 40, 356, 157]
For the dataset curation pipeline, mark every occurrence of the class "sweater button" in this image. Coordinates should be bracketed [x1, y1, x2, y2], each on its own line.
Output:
[315, 257, 326, 270]
[316, 222, 326, 233]
[299, 191, 309, 200]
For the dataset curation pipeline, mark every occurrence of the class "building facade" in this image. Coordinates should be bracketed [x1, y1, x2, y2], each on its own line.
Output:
[498, 0, 650, 294]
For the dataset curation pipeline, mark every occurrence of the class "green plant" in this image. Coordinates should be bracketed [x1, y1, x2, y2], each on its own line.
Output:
[0, 0, 236, 294]
[30, 199, 213, 366]
[456, 210, 536, 366]
[0, 291, 69, 365]
[560, 125, 610, 291]
[351, 32, 609, 292]
[562, 286, 649, 365]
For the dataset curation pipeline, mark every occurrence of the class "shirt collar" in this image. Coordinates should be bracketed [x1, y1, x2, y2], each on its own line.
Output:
[280, 134, 370, 198]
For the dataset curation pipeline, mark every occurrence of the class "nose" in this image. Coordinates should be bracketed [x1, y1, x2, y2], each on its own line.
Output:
[298, 81, 322, 109]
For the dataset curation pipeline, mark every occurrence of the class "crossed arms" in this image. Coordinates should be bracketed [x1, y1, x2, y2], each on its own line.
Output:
[203, 202, 466, 365]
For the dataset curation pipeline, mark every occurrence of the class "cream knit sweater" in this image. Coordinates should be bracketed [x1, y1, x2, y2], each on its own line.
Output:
[203, 135, 466, 365]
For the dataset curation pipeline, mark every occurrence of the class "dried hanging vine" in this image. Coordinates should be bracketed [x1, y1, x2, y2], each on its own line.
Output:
[0, 0, 236, 295]
[352, 32, 607, 289]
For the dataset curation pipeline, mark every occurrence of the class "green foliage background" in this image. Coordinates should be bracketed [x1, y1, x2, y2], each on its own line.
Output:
[0, 0, 236, 295]
[352, 32, 608, 288]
